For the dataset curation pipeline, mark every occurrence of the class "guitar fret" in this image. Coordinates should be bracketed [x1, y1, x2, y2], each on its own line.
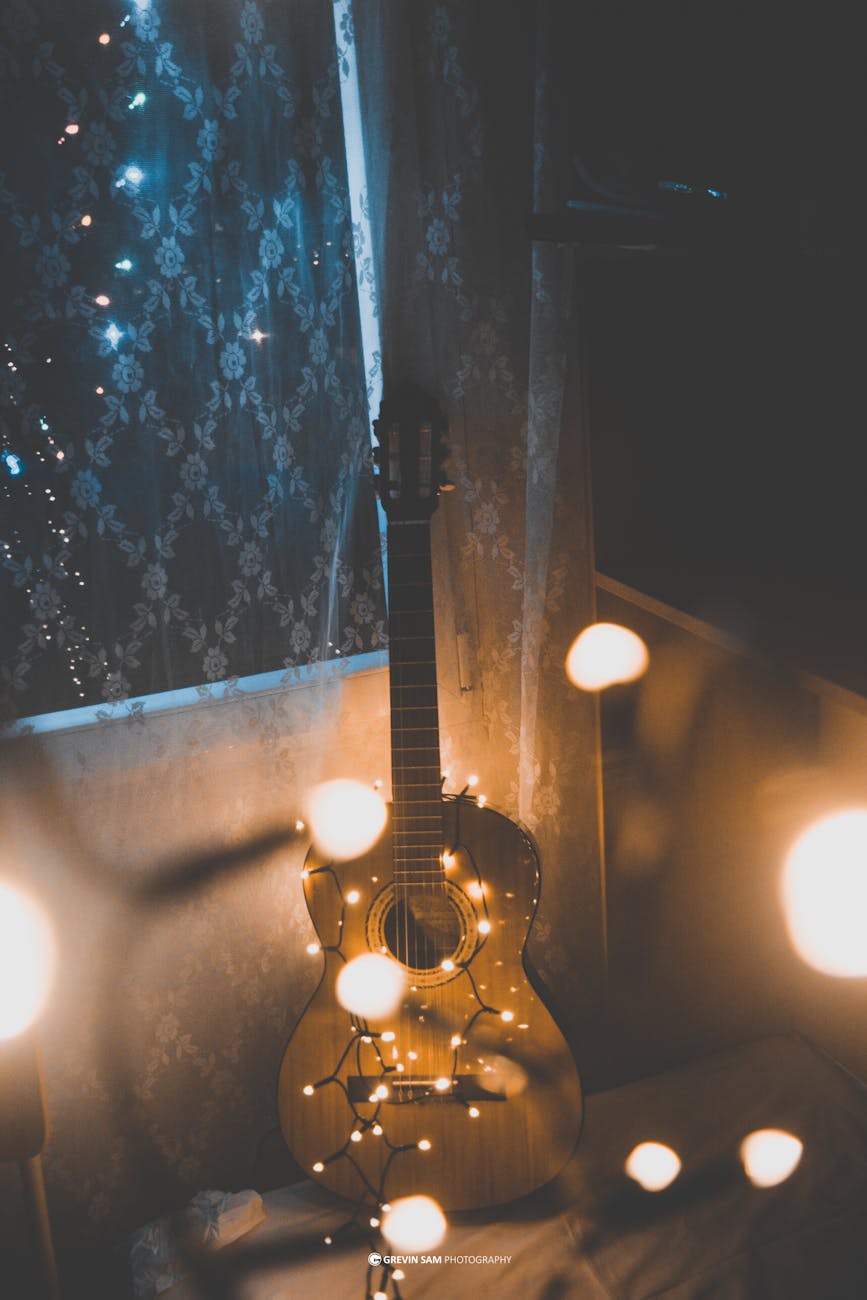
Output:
[386, 518, 445, 882]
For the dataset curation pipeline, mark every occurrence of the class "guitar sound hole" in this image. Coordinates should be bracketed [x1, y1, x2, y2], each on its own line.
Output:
[384, 895, 463, 972]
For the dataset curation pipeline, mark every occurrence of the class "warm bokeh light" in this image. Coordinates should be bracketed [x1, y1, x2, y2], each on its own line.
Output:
[335, 953, 406, 1020]
[624, 1141, 681, 1191]
[307, 779, 387, 861]
[565, 622, 649, 691]
[740, 1129, 803, 1188]
[482, 1053, 528, 1098]
[781, 808, 867, 976]
[0, 882, 56, 1040]
[381, 1195, 447, 1252]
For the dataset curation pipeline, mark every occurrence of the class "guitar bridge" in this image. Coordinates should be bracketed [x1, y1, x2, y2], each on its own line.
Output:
[347, 1075, 506, 1103]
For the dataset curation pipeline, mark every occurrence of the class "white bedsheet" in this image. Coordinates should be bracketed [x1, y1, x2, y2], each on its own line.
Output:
[160, 1035, 867, 1299]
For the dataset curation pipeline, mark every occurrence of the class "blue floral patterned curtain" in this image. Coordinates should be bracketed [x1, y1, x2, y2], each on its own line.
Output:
[0, 0, 385, 720]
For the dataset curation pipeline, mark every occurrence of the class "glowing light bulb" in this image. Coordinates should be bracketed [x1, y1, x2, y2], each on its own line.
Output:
[434, 1077, 451, 1092]
[565, 622, 649, 691]
[381, 1030, 395, 1042]
[323, 1235, 332, 1245]
[477, 918, 491, 935]
[312, 1161, 324, 1173]
[500, 1010, 514, 1023]
[80, 214, 92, 227]
[346, 889, 360, 905]
[393, 1270, 405, 1281]
[0, 883, 56, 1039]
[467, 881, 485, 901]
[441, 958, 455, 972]
[303, 1084, 314, 1096]
[370, 1218, 380, 1229]
[306, 942, 320, 955]
[374, 1292, 387, 1300]
[478, 795, 487, 807]
[782, 808, 867, 976]
[94, 294, 110, 307]
[2, 451, 23, 477]
[625, 1142, 681, 1191]
[122, 164, 144, 186]
[442, 852, 455, 869]
[468, 774, 479, 787]
[740, 1129, 803, 1188]
[129, 92, 147, 109]
[407, 1051, 418, 1061]
[417, 1138, 432, 1151]
[248, 328, 266, 344]
[114, 258, 133, 271]
[65, 123, 79, 135]
[375, 1084, 389, 1100]
[350, 1129, 362, 1143]
[450, 1034, 462, 1048]
[372, 1124, 383, 1136]
[307, 779, 387, 860]
[335, 953, 406, 1020]
[98, 32, 111, 44]
[382, 1195, 446, 1253]
[468, 1106, 480, 1118]
[104, 323, 122, 348]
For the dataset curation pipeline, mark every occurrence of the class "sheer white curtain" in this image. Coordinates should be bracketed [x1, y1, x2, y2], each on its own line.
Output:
[349, 0, 605, 1020]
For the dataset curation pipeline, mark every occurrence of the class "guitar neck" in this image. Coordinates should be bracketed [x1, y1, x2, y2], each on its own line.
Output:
[387, 520, 444, 886]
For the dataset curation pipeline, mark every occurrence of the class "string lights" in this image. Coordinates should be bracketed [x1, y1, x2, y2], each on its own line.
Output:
[288, 779, 528, 1297]
[0, 882, 56, 1040]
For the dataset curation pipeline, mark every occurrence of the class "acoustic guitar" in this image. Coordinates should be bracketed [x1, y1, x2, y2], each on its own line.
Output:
[278, 385, 582, 1211]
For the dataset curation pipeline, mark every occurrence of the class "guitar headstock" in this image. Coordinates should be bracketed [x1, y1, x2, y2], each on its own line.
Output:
[372, 384, 452, 522]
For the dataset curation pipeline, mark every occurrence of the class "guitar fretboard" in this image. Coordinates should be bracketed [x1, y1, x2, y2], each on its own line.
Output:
[387, 521, 444, 886]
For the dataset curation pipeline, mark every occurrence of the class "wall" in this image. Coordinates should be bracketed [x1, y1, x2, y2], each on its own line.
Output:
[1, 657, 395, 1282]
[585, 585, 867, 1093]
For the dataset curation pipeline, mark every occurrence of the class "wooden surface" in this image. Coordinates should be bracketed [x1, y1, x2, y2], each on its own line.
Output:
[278, 799, 582, 1211]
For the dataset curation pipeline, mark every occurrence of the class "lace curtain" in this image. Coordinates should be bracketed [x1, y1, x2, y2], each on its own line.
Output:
[0, 0, 605, 1263]
[0, 0, 385, 719]
[352, 0, 604, 1015]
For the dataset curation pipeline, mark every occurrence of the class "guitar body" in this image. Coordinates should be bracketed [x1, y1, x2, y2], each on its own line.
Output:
[278, 385, 583, 1213]
[278, 798, 583, 1210]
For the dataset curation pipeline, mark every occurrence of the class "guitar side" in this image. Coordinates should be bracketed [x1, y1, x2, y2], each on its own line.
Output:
[278, 799, 582, 1211]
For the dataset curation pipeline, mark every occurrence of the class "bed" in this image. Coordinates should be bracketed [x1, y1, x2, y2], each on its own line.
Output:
[146, 1034, 867, 1299]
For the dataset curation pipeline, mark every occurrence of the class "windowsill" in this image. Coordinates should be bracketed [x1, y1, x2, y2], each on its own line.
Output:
[1, 650, 389, 739]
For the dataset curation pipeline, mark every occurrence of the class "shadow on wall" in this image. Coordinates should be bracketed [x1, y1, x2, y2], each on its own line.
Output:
[0, 662, 391, 1285]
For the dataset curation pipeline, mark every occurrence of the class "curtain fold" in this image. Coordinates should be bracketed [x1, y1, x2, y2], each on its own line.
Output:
[352, 0, 605, 1019]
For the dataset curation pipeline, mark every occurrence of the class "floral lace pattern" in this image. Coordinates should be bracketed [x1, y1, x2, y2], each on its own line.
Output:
[0, 0, 385, 718]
